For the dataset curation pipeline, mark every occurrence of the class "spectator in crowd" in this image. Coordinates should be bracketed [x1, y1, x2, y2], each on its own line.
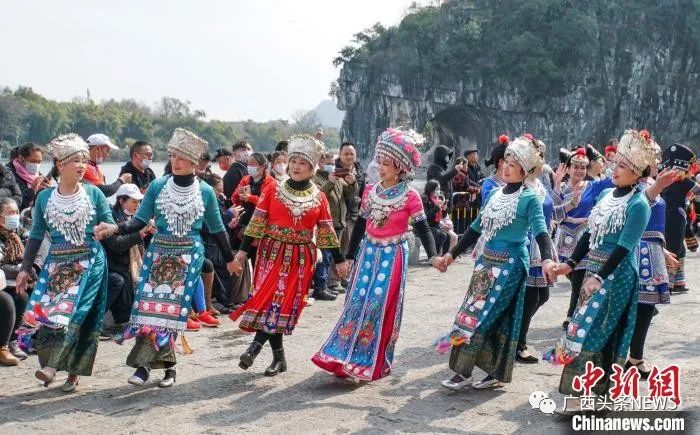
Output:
[231, 152, 276, 258]
[7, 142, 50, 210]
[119, 141, 156, 192]
[334, 142, 365, 277]
[427, 145, 460, 204]
[197, 151, 214, 179]
[223, 140, 253, 200]
[422, 180, 451, 254]
[202, 173, 249, 313]
[84, 133, 131, 196]
[100, 184, 154, 338]
[312, 152, 358, 298]
[0, 197, 36, 365]
[275, 140, 289, 153]
[270, 151, 288, 182]
[212, 148, 234, 173]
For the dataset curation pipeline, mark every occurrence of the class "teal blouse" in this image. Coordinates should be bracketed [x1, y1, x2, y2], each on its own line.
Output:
[590, 188, 651, 252]
[134, 176, 226, 234]
[29, 184, 115, 242]
[471, 187, 548, 249]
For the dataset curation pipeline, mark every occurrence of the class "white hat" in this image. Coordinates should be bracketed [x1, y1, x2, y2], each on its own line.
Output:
[288, 134, 325, 168]
[114, 183, 144, 200]
[168, 128, 208, 164]
[86, 133, 119, 150]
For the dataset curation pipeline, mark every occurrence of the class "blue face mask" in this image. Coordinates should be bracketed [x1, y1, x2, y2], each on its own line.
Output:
[2, 214, 19, 231]
[323, 164, 336, 173]
[247, 166, 259, 177]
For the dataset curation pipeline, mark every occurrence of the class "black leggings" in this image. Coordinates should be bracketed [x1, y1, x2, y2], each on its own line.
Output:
[566, 269, 586, 320]
[629, 303, 656, 360]
[253, 331, 283, 350]
[0, 289, 28, 346]
[518, 286, 550, 351]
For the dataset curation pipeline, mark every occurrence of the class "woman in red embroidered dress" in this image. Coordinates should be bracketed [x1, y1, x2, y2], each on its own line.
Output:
[229, 134, 348, 376]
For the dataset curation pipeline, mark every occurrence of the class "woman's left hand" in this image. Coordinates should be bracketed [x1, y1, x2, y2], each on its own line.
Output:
[542, 260, 558, 283]
[335, 261, 349, 279]
[582, 276, 602, 297]
[93, 223, 118, 240]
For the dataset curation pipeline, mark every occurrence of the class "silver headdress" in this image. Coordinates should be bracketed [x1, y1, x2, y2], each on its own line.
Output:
[288, 134, 326, 168]
[504, 136, 542, 174]
[616, 129, 658, 175]
[47, 133, 90, 162]
[167, 128, 208, 164]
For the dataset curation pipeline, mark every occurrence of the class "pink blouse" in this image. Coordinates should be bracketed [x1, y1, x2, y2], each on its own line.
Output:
[360, 183, 426, 242]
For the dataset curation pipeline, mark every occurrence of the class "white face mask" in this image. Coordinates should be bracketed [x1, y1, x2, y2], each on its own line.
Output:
[274, 163, 287, 175]
[247, 166, 260, 177]
[96, 156, 105, 165]
[25, 162, 40, 174]
[142, 159, 152, 169]
[2, 214, 19, 231]
[323, 164, 335, 173]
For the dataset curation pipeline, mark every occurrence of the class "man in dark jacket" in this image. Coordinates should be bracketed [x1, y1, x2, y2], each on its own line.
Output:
[119, 141, 156, 192]
[223, 140, 252, 200]
[427, 145, 459, 203]
[0, 163, 24, 209]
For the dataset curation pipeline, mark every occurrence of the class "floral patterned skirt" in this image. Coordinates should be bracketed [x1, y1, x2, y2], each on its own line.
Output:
[311, 237, 407, 381]
[231, 236, 316, 335]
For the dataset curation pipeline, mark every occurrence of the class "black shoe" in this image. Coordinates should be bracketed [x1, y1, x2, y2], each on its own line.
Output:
[516, 349, 539, 364]
[673, 287, 690, 293]
[264, 349, 287, 376]
[625, 360, 651, 380]
[159, 368, 177, 388]
[312, 288, 337, 301]
[128, 366, 150, 386]
[653, 307, 659, 317]
[562, 320, 569, 330]
[239, 341, 263, 370]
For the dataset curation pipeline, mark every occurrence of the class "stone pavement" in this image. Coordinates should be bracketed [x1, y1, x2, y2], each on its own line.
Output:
[1, 252, 699, 434]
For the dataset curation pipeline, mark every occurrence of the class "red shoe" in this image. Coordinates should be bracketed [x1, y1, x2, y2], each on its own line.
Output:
[186, 318, 201, 331]
[197, 311, 220, 327]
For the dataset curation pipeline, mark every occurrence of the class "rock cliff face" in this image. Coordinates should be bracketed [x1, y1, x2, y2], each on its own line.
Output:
[336, 0, 700, 162]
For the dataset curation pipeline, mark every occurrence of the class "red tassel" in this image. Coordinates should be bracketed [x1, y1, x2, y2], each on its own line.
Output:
[639, 129, 651, 141]
[523, 133, 534, 141]
[498, 134, 509, 144]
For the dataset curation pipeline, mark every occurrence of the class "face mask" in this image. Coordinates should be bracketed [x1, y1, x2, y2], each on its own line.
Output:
[323, 164, 335, 173]
[2, 214, 19, 231]
[25, 162, 40, 174]
[247, 166, 259, 177]
[274, 164, 287, 174]
[237, 151, 251, 161]
[96, 156, 105, 165]
[142, 159, 152, 169]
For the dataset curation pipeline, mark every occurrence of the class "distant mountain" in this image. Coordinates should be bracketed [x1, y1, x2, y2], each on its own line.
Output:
[312, 99, 344, 128]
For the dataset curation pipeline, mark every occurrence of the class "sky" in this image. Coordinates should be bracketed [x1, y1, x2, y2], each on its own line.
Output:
[1, 0, 423, 122]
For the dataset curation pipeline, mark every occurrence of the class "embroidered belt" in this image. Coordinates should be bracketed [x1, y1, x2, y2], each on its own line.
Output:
[642, 231, 665, 242]
[365, 233, 409, 246]
[264, 223, 313, 244]
[49, 242, 90, 257]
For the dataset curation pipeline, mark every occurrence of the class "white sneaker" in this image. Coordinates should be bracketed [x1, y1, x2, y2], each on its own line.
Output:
[306, 297, 315, 307]
[441, 374, 472, 390]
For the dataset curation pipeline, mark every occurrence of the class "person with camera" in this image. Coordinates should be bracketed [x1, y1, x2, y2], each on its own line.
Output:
[7, 142, 49, 211]
[311, 152, 358, 299]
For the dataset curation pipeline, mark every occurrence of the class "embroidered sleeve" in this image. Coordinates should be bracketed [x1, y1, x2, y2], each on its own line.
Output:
[527, 194, 548, 238]
[550, 187, 568, 223]
[243, 184, 273, 239]
[28, 190, 48, 241]
[134, 179, 158, 224]
[358, 184, 373, 219]
[316, 194, 340, 249]
[94, 188, 116, 225]
[406, 190, 427, 222]
[203, 187, 226, 233]
[616, 197, 651, 251]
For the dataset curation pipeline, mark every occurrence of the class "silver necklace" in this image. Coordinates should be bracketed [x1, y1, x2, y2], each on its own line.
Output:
[588, 189, 634, 250]
[276, 182, 321, 224]
[155, 177, 204, 236]
[480, 186, 523, 242]
[45, 185, 94, 246]
[365, 182, 409, 228]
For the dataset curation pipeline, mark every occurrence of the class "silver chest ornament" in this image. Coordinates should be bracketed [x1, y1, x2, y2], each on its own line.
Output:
[155, 177, 205, 237]
[45, 186, 95, 246]
[365, 183, 409, 228]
